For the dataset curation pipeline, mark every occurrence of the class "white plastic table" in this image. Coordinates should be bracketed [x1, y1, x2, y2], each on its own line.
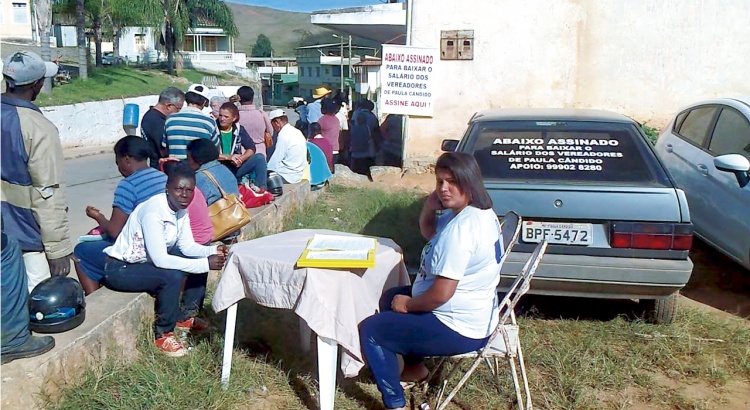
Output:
[212, 229, 410, 410]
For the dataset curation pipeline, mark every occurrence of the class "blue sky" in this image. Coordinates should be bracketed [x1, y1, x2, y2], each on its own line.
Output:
[226, 0, 389, 13]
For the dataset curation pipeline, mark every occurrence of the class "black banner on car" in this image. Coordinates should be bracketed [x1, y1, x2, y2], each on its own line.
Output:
[470, 121, 663, 184]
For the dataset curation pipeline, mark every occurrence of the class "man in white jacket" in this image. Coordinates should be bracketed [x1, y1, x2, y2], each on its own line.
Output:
[267, 109, 307, 184]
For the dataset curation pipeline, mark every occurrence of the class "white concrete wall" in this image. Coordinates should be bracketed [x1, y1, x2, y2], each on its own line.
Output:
[405, 0, 750, 157]
[42, 95, 159, 149]
[43, 86, 258, 148]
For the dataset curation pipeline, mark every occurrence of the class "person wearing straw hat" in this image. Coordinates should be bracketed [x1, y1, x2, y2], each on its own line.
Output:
[2, 51, 73, 291]
[305, 86, 332, 124]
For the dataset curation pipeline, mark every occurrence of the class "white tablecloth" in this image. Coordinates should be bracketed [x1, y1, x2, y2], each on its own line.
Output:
[212, 229, 410, 377]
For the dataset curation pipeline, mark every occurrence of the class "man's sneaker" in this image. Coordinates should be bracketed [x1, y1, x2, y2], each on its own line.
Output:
[175, 317, 209, 333]
[1, 335, 55, 364]
[154, 333, 187, 357]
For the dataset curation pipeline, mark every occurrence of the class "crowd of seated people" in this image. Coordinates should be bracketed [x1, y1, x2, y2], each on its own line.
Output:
[7, 81, 410, 362]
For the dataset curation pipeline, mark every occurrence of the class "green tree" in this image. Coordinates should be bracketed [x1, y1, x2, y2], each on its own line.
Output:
[251, 34, 273, 57]
[54, 0, 143, 67]
[75, 0, 87, 79]
[153, 0, 238, 75]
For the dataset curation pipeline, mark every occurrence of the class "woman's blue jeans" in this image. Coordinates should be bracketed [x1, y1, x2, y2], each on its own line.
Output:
[103, 257, 207, 339]
[359, 286, 490, 409]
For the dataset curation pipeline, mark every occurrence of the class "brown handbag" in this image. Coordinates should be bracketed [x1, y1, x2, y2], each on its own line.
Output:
[264, 131, 274, 148]
[201, 170, 252, 241]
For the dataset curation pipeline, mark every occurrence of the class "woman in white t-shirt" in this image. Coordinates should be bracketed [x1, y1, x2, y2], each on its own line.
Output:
[103, 162, 227, 358]
[359, 152, 504, 410]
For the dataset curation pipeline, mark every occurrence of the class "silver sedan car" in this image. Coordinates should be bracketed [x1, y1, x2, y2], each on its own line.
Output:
[443, 109, 694, 323]
[655, 97, 750, 271]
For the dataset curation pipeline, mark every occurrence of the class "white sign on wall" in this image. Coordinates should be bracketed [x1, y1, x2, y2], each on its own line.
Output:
[380, 45, 438, 117]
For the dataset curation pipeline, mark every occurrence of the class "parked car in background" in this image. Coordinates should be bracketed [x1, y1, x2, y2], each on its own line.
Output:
[655, 97, 750, 271]
[442, 109, 694, 323]
[102, 52, 125, 66]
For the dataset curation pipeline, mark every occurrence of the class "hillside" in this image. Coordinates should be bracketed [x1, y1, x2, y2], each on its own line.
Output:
[226, 2, 330, 57]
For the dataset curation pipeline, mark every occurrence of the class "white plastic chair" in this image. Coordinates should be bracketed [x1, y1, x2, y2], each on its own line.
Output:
[426, 239, 548, 410]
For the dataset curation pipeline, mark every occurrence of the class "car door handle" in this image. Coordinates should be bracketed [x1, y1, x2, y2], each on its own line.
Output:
[697, 164, 709, 175]
[665, 143, 674, 153]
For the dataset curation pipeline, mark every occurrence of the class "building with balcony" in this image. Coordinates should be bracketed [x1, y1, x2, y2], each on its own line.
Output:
[181, 26, 247, 76]
[297, 43, 366, 100]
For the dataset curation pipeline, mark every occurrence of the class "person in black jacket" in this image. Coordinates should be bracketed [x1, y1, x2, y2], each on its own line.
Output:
[140, 87, 185, 168]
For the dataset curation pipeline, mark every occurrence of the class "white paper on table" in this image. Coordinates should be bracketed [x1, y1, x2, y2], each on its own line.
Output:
[304, 250, 370, 260]
[306, 234, 376, 252]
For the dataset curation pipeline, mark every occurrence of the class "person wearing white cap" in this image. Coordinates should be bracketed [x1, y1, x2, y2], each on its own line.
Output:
[266, 109, 307, 184]
[1, 51, 74, 293]
[163, 84, 220, 160]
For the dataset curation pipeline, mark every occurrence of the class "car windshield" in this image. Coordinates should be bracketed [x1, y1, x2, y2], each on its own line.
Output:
[467, 120, 671, 186]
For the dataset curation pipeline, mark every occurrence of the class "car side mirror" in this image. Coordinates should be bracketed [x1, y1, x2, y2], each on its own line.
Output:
[441, 139, 459, 152]
[714, 154, 750, 188]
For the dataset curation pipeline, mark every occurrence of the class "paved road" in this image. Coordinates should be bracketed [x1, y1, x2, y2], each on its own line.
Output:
[63, 153, 120, 240]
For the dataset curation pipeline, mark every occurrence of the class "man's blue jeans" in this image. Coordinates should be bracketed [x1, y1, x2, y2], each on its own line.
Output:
[359, 286, 490, 409]
[1, 233, 31, 352]
[227, 153, 268, 189]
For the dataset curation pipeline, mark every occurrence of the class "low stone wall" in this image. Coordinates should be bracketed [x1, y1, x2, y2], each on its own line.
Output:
[0, 181, 319, 409]
[42, 95, 158, 149]
[41, 86, 254, 150]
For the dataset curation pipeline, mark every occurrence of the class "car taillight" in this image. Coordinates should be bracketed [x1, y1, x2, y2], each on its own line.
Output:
[610, 222, 693, 250]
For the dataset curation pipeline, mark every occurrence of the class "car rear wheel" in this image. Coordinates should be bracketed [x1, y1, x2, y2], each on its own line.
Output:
[641, 292, 679, 324]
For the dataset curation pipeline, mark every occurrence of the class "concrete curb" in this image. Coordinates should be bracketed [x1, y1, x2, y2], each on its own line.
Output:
[63, 146, 112, 160]
[0, 181, 320, 409]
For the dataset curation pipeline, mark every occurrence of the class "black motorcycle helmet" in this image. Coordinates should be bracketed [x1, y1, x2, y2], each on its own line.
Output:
[267, 171, 284, 197]
[29, 276, 86, 334]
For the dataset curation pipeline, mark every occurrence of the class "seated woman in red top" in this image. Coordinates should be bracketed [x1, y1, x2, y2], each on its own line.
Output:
[308, 122, 334, 172]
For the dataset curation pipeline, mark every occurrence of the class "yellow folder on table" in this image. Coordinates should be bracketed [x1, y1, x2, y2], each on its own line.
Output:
[296, 234, 377, 268]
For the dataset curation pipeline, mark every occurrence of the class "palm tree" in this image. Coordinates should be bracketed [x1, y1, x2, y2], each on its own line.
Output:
[154, 0, 238, 75]
[76, 0, 87, 79]
[34, 0, 53, 92]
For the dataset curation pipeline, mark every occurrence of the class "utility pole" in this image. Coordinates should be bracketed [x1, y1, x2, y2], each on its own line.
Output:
[269, 49, 276, 105]
[347, 35, 352, 105]
[339, 36, 344, 94]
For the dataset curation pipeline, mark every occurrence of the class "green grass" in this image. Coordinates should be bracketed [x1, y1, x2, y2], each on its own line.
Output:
[46, 186, 750, 410]
[34, 66, 189, 107]
[33, 67, 233, 107]
[641, 123, 661, 144]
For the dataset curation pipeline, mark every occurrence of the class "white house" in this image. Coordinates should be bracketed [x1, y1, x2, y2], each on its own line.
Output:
[313, 0, 750, 158]
[1, 0, 33, 40]
[182, 26, 247, 75]
[353, 56, 381, 101]
[118, 27, 159, 63]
